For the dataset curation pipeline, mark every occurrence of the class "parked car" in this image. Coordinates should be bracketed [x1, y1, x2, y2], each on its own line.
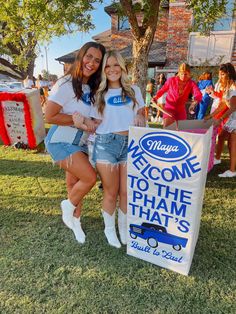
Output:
[0, 83, 10, 92]
[129, 222, 188, 251]
[7, 81, 24, 90]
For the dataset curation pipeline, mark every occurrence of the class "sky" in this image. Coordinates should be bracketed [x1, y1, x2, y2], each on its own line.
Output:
[34, 1, 111, 78]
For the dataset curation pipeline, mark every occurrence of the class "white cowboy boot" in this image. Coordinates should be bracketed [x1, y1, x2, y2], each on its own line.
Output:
[118, 208, 127, 245]
[72, 217, 86, 244]
[60, 199, 75, 229]
[102, 210, 121, 248]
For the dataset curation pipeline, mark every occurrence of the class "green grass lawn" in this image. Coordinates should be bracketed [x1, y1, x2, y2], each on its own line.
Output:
[0, 144, 235, 314]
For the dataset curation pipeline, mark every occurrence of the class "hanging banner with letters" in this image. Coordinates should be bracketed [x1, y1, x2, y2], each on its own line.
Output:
[127, 124, 212, 275]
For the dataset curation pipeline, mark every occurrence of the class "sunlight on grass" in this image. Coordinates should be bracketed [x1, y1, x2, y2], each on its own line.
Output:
[0, 144, 235, 313]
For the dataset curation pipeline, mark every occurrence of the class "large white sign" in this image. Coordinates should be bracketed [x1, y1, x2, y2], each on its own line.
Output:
[127, 125, 212, 275]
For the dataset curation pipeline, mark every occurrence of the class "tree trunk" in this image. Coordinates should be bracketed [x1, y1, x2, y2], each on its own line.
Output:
[132, 40, 149, 98]
[26, 55, 36, 80]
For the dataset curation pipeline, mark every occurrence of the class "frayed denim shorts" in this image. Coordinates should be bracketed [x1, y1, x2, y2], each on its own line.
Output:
[45, 125, 88, 162]
[93, 133, 128, 165]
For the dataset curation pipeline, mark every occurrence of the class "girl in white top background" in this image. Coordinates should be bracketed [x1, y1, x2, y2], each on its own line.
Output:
[90, 51, 146, 248]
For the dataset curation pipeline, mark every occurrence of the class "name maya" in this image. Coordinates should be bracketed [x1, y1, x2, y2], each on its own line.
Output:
[147, 140, 179, 155]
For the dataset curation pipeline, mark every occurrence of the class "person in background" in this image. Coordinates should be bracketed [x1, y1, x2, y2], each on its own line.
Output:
[155, 73, 166, 123]
[213, 95, 236, 177]
[145, 79, 154, 120]
[90, 51, 145, 248]
[195, 71, 213, 119]
[36, 74, 46, 105]
[23, 75, 34, 89]
[44, 42, 106, 244]
[204, 63, 236, 166]
[152, 63, 202, 127]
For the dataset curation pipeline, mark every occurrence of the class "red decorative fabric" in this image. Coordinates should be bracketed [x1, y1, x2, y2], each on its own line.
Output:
[0, 92, 36, 148]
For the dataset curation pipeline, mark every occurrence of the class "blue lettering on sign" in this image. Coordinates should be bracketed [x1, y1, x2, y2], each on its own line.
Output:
[81, 93, 91, 106]
[107, 95, 131, 106]
[139, 132, 191, 162]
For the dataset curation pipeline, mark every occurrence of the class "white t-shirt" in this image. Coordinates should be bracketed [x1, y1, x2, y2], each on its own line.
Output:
[48, 76, 91, 117]
[23, 79, 33, 89]
[90, 85, 145, 134]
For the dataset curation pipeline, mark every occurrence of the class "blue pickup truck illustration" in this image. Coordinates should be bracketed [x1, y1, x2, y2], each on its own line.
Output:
[129, 222, 188, 251]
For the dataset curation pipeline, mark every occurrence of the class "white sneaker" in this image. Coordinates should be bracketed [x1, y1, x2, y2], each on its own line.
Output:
[214, 158, 221, 165]
[218, 170, 236, 178]
[72, 217, 86, 244]
[60, 199, 75, 229]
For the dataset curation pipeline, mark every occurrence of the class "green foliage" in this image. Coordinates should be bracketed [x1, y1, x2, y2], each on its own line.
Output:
[186, 0, 230, 34]
[0, 142, 235, 313]
[41, 70, 58, 82]
[0, 0, 102, 78]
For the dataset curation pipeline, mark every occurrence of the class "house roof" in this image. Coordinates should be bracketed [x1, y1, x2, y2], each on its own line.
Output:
[92, 29, 111, 50]
[55, 30, 112, 64]
[92, 29, 111, 48]
[55, 50, 79, 63]
[120, 41, 166, 66]
[55, 41, 166, 66]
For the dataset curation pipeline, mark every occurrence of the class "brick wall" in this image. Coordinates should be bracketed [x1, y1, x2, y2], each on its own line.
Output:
[154, 9, 169, 42]
[110, 9, 169, 50]
[111, 14, 133, 50]
[165, 2, 192, 68]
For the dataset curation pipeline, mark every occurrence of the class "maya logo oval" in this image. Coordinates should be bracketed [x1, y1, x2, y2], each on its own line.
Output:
[139, 132, 191, 162]
[107, 95, 131, 106]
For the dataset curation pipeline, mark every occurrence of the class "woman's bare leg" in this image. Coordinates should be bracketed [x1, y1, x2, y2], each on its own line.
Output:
[96, 163, 121, 248]
[58, 152, 97, 243]
[59, 152, 97, 206]
[229, 132, 236, 172]
[215, 129, 229, 160]
[118, 163, 127, 245]
[66, 171, 82, 217]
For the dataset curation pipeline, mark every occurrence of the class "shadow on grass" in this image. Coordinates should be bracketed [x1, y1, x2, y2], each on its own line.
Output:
[0, 158, 64, 178]
[1, 198, 235, 313]
[1, 196, 235, 282]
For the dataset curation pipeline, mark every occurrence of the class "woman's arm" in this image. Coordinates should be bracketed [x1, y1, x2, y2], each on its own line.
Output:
[44, 100, 73, 125]
[152, 79, 169, 103]
[213, 96, 236, 126]
[192, 81, 202, 103]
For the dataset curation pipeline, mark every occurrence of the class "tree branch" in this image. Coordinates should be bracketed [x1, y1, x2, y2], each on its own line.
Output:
[120, 0, 141, 39]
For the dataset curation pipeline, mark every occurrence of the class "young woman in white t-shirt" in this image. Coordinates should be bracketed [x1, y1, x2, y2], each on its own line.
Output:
[90, 50, 146, 248]
[44, 42, 106, 244]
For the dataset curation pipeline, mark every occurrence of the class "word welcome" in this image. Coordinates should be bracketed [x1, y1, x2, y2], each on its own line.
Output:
[128, 139, 201, 182]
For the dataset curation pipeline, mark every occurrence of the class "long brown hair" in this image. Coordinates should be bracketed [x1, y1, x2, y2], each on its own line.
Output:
[218, 63, 236, 95]
[66, 42, 106, 103]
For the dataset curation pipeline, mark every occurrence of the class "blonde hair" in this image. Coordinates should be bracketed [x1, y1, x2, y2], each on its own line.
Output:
[95, 50, 137, 115]
[178, 63, 191, 74]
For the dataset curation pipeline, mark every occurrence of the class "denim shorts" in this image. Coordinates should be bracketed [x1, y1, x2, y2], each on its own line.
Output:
[45, 125, 88, 162]
[93, 133, 128, 165]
